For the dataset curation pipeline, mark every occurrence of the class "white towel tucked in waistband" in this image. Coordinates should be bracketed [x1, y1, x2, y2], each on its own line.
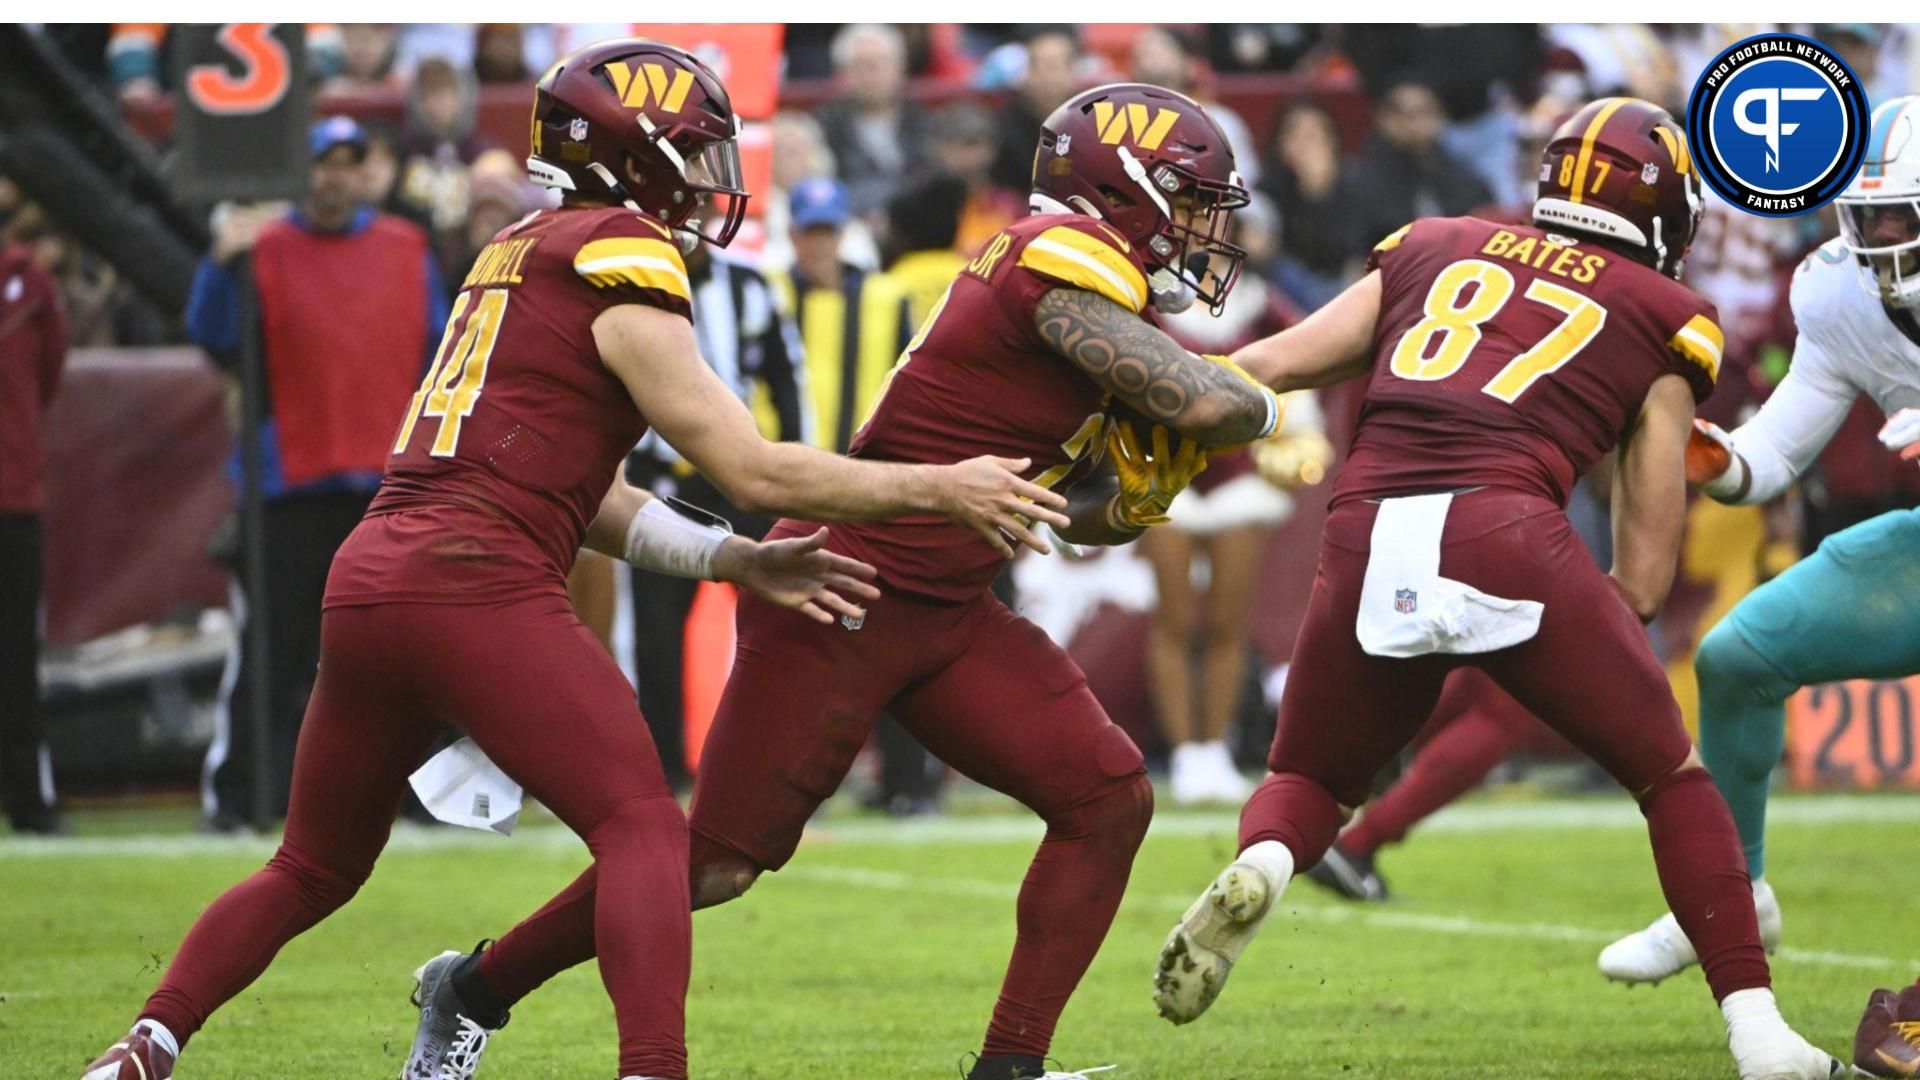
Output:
[1354, 492, 1544, 658]
[409, 737, 523, 836]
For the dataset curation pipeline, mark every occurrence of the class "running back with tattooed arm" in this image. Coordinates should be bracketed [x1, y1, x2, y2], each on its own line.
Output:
[413, 83, 1284, 1080]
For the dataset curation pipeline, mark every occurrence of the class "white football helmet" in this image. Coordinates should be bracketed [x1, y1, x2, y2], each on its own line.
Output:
[1837, 95, 1920, 308]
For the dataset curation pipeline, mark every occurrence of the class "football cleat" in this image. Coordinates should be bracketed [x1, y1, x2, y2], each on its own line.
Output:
[1169, 742, 1250, 806]
[402, 948, 508, 1080]
[957, 1053, 1116, 1079]
[1153, 845, 1288, 1024]
[1728, 991, 1843, 1076]
[80, 1028, 175, 1080]
[1301, 839, 1389, 903]
[1851, 982, 1920, 1077]
[1599, 879, 1781, 985]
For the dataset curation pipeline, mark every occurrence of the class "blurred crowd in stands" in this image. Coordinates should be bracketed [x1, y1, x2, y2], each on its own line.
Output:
[6, 22, 1919, 829]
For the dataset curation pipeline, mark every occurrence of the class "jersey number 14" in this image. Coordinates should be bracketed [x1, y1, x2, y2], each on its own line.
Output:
[1389, 258, 1607, 404]
[394, 288, 510, 457]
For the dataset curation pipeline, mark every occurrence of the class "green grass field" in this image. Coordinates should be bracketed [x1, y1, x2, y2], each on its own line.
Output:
[6, 791, 1919, 1078]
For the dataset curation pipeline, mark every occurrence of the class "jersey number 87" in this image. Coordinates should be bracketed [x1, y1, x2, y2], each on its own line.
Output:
[1389, 258, 1607, 404]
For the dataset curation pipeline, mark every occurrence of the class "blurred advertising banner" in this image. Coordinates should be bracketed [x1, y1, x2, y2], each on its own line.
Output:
[41, 349, 231, 647]
[170, 23, 309, 202]
[1789, 678, 1920, 790]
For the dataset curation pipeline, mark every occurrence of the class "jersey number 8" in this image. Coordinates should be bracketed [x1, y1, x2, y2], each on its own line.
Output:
[1389, 258, 1607, 404]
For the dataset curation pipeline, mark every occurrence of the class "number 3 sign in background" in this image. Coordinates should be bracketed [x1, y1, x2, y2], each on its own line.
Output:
[1789, 678, 1920, 789]
[170, 24, 309, 203]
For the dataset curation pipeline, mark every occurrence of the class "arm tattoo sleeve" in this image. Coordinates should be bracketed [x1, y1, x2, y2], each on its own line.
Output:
[1033, 287, 1275, 445]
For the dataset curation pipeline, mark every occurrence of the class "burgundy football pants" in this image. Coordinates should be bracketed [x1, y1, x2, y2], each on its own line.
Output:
[1240, 488, 1770, 1002]
[480, 561, 1154, 1061]
[139, 594, 691, 1079]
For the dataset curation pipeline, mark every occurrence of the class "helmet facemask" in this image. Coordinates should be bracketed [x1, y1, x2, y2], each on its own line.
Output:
[1117, 147, 1249, 315]
[1838, 196, 1920, 308]
[617, 112, 750, 252]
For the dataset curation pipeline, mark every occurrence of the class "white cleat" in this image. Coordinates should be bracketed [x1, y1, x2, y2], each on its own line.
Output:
[1725, 989, 1844, 1079]
[1153, 842, 1291, 1024]
[1600, 879, 1782, 985]
[1169, 742, 1252, 807]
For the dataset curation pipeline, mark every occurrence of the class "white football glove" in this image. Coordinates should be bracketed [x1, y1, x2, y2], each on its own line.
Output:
[1878, 407, 1920, 461]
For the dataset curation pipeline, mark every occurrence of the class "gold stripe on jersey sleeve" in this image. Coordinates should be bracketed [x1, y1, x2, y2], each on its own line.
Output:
[1374, 223, 1412, 254]
[1669, 313, 1724, 383]
[573, 237, 691, 301]
[1017, 226, 1148, 313]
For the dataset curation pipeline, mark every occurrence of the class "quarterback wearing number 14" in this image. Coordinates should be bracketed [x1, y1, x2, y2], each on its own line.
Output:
[1153, 97, 1842, 1080]
[83, 38, 1079, 1080]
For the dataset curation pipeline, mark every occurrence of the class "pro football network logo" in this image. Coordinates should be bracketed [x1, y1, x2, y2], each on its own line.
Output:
[1686, 32, 1868, 216]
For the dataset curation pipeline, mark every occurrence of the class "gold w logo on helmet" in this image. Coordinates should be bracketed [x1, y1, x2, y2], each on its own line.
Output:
[1091, 101, 1180, 151]
[1651, 123, 1694, 175]
[603, 61, 694, 114]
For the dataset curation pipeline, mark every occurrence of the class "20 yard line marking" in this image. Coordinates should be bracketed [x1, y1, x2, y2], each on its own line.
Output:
[779, 865, 1918, 974]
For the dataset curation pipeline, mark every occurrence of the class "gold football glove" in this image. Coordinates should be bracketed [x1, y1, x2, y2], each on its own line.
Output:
[1105, 421, 1208, 531]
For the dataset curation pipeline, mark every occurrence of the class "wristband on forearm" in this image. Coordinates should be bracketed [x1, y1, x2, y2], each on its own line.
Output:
[1703, 451, 1753, 504]
[622, 498, 732, 579]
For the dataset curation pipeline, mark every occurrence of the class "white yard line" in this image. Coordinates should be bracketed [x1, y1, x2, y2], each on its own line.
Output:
[7, 793, 1920, 858]
[778, 864, 1920, 974]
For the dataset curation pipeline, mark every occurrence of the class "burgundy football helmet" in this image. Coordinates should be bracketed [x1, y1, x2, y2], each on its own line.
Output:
[1533, 97, 1702, 279]
[1032, 82, 1250, 314]
[526, 38, 749, 249]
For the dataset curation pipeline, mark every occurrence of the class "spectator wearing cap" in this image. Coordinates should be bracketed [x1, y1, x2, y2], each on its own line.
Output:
[0, 210, 70, 835]
[778, 177, 910, 456]
[815, 24, 929, 218]
[184, 116, 448, 830]
[926, 103, 1027, 256]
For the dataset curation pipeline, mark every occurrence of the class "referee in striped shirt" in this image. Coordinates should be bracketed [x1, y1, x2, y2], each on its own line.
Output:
[625, 240, 809, 790]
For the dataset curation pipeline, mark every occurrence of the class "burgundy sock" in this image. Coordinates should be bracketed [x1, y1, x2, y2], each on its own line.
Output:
[1238, 772, 1344, 870]
[1641, 768, 1770, 1001]
[1345, 707, 1523, 855]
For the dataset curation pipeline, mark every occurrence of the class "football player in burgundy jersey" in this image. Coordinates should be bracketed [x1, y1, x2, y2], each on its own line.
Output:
[82, 40, 1075, 1080]
[404, 83, 1282, 1080]
[1152, 99, 1842, 1079]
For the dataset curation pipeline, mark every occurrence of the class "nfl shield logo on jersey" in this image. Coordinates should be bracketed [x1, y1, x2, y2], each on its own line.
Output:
[1394, 588, 1418, 614]
[841, 611, 865, 631]
[568, 117, 589, 141]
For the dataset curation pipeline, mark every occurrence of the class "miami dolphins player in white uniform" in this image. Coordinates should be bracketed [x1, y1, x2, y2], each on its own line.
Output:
[1602, 95, 1920, 986]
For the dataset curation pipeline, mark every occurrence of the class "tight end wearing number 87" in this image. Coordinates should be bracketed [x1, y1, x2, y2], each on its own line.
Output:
[1687, 31, 1869, 215]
